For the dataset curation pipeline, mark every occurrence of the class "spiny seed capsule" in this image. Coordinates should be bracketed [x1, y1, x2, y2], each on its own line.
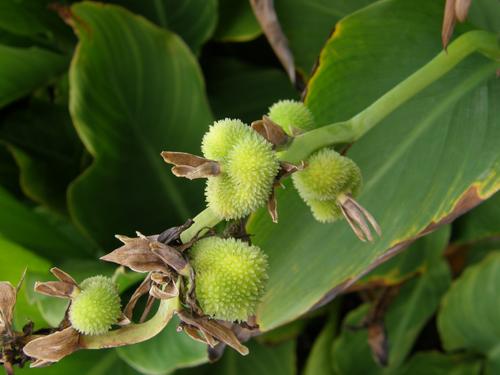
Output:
[190, 237, 268, 322]
[69, 276, 121, 335]
[292, 148, 362, 222]
[201, 118, 248, 161]
[268, 99, 315, 135]
[202, 119, 279, 219]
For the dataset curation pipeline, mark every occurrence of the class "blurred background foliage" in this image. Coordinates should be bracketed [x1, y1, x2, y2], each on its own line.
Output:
[1, 0, 499, 374]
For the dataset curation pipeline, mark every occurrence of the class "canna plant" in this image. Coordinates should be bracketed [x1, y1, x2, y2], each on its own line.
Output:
[0, 0, 499, 374]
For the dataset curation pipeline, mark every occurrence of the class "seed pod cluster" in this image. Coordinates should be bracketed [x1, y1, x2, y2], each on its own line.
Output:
[293, 148, 362, 223]
[268, 99, 315, 135]
[202, 119, 280, 219]
[189, 237, 268, 322]
[69, 276, 121, 335]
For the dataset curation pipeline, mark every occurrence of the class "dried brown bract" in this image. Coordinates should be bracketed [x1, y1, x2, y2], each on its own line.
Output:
[161, 151, 220, 180]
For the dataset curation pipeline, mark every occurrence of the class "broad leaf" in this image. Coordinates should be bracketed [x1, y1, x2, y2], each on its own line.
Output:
[68, 3, 213, 248]
[248, 0, 500, 331]
[204, 58, 298, 124]
[438, 252, 500, 369]
[106, 0, 217, 53]
[117, 316, 208, 374]
[0, 44, 68, 108]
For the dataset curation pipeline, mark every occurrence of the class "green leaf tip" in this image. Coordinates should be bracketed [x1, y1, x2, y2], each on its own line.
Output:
[69, 276, 122, 335]
[202, 119, 280, 219]
[268, 99, 315, 135]
[190, 237, 269, 322]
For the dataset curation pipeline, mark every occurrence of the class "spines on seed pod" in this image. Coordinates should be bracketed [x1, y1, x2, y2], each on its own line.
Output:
[190, 237, 268, 322]
[292, 148, 362, 202]
[268, 99, 315, 135]
[201, 118, 248, 160]
[203, 119, 279, 219]
[69, 276, 121, 335]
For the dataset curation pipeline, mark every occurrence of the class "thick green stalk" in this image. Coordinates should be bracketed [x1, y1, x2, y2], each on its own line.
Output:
[282, 30, 500, 163]
[80, 284, 179, 349]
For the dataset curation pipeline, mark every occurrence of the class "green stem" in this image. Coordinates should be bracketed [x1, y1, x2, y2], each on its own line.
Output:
[80, 286, 179, 349]
[282, 30, 500, 163]
[180, 207, 221, 243]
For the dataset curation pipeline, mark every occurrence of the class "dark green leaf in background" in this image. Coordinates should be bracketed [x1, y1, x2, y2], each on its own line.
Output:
[0, 100, 84, 213]
[274, 0, 376, 77]
[68, 3, 213, 249]
[214, 0, 261, 42]
[204, 57, 298, 124]
[0, 185, 97, 260]
[106, 0, 217, 54]
[438, 252, 500, 370]
[356, 226, 451, 288]
[0, 142, 20, 196]
[398, 352, 481, 375]
[453, 191, 500, 244]
[0, 45, 68, 108]
[468, 0, 500, 35]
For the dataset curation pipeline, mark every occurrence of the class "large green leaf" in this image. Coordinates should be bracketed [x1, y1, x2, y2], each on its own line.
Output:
[438, 252, 500, 368]
[203, 58, 298, 124]
[0, 44, 68, 108]
[247, 0, 500, 331]
[274, 0, 376, 76]
[106, 0, 217, 53]
[0, 100, 84, 213]
[68, 3, 213, 248]
[117, 316, 208, 374]
[0, 186, 97, 260]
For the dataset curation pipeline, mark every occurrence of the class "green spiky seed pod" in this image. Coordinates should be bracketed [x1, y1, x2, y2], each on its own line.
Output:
[202, 119, 280, 219]
[268, 99, 315, 135]
[69, 276, 121, 335]
[306, 199, 343, 223]
[293, 148, 361, 201]
[190, 237, 268, 322]
[201, 118, 248, 160]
